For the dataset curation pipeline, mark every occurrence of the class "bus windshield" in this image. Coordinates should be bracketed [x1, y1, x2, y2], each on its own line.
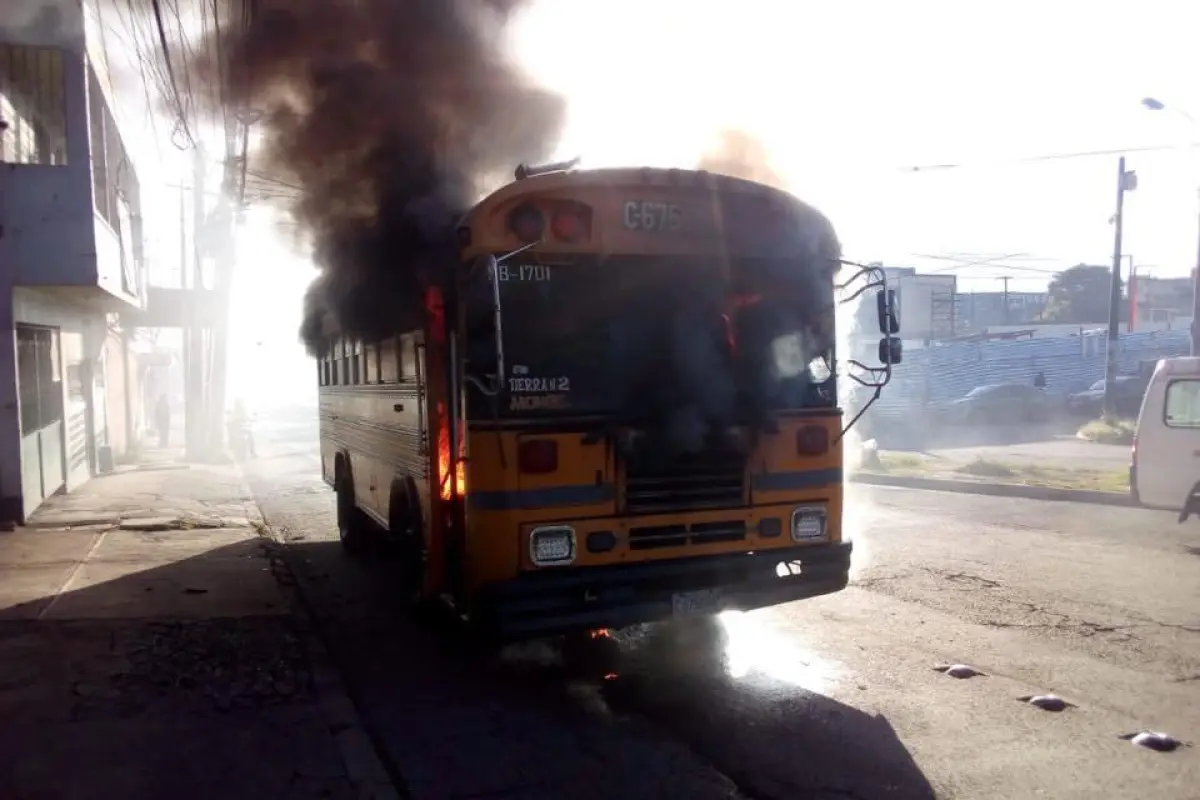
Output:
[470, 256, 835, 418]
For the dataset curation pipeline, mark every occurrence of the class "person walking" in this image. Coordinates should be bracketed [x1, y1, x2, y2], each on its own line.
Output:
[227, 399, 256, 459]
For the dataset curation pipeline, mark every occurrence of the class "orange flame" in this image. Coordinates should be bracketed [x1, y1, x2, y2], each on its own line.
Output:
[603, 672, 619, 681]
[722, 293, 763, 354]
[436, 403, 467, 501]
[589, 629, 611, 639]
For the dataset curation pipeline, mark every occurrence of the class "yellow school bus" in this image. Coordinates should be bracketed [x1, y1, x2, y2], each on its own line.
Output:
[316, 162, 900, 640]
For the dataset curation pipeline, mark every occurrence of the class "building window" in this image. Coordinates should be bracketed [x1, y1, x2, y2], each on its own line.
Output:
[1165, 380, 1200, 428]
[0, 44, 67, 165]
[87, 65, 133, 234]
[16, 325, 64, 434]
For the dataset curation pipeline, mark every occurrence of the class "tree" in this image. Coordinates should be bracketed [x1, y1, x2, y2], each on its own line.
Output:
[1039, 263, 1127, 324]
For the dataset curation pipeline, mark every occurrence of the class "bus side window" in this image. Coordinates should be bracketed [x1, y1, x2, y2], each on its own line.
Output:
[380, 338, 400, 383]
[351, 340, 362, 384]
[399, 335, 416, 381]
[364, 341, 379, 384]
[333, 338, 344, 385]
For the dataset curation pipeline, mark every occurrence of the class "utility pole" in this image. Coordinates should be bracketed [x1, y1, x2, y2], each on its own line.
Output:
[204, 115, 248, 456]
[1126, 257, 1137, 333]
[1104, 157, 1137, 418]
[1193, 187, 1200, 354]
[185, 145, 208, 458]
[999, 276, 1011, 324]
[206, 194, 235, 454]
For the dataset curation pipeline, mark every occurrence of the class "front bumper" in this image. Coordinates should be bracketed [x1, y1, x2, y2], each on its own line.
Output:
[476, 542, 852, 640]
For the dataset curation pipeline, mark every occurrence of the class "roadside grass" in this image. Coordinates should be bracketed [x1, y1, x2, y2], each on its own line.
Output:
[876, 452, 1128, 494]
[1077, 417, 1136, 446]
[879, 452, 925, 470]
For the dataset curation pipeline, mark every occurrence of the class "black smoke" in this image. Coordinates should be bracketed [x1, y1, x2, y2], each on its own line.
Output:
[213, 0, 565, 353]
[1, 1, 81, 45]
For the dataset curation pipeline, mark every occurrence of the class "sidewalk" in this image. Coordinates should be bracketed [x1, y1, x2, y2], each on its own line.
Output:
[0, 450, 393, 799]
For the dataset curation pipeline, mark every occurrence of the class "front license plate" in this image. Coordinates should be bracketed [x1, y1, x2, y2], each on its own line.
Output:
[671, 588, 723, 617]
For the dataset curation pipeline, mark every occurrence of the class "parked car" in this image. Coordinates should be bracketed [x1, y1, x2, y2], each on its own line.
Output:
[1066, 375, 1148, 418]
[938, 383, 1061, 426]
[1130, 357, 1200, 517]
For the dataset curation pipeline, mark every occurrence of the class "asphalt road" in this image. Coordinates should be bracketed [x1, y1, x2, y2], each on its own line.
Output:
[242, 420, 1200, 800]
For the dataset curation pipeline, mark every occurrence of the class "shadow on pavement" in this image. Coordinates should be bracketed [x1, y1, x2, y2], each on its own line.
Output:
[0, 534, 354, 800]
[276, 530, 937, 800]
[273, 537, 746, 799]
[592, 617, 937, 800]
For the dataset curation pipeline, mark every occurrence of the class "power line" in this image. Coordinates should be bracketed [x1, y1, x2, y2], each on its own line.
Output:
[149, 0, 195, 148]
[901, 141, 1200, 173]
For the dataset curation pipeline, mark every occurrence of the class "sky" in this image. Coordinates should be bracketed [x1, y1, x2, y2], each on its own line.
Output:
[94, 0, 1200, 403]
[515, 0, 1200, 288]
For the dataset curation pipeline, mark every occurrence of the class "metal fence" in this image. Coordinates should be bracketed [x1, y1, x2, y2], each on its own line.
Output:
[861, 329, 1190, 414]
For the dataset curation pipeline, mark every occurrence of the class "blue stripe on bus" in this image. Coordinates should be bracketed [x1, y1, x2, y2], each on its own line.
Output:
[469, 484, 616, 511]
[468, 468, 839, 511]
[751, 468, 843, 492]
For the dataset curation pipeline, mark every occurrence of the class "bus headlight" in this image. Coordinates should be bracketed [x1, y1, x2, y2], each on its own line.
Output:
[529, 525, 576, 566]
[790, 506, 827, 542]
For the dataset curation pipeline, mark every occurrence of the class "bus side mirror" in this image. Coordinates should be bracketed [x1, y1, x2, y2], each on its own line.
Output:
[467, 255, 506, 388]
[484, 255, 505, 382]
[878, 336, 902, 365]
[876, 288, 899, 335]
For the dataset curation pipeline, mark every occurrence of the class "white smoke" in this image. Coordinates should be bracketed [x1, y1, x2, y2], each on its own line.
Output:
[836, 265, 871, 479]
[835, 265, 879, 578]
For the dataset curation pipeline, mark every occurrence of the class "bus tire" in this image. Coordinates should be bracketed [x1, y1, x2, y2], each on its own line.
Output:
[388, 478, 425, 606]
[335, 463, 368, 557]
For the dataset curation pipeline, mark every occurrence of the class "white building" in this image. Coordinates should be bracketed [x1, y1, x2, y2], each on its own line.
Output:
[0, 1, 146, 524]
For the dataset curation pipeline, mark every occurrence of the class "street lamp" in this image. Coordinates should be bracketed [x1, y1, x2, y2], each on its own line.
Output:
[1141, 96, 1200, 355]
[1142, 96, 1195, 123]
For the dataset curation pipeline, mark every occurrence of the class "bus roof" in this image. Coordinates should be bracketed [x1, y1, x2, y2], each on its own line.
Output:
[464, 166, 807, 220]
[459, 165, 836, 259]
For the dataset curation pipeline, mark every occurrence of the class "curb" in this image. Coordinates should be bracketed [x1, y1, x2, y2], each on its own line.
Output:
[23, 514, 121, 529]
[233, 466, 401, 800]
[852, 471, 1139, 507]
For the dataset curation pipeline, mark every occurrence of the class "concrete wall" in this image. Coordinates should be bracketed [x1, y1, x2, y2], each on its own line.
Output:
[0, 1, 148, 523]
[1, 287, 106, 522]
[1, 0, 144, 310]
[0, 280, 18, 523]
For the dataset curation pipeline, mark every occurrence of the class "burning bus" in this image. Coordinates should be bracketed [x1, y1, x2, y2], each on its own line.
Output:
[314, 161, 900, 640]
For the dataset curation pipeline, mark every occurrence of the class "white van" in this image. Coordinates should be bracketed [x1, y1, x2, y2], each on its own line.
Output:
[1131, 357, 1200, 520]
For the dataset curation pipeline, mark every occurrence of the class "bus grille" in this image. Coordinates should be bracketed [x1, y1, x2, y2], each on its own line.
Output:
[624, 448, 746, 514]
[628, 520, 748, 550]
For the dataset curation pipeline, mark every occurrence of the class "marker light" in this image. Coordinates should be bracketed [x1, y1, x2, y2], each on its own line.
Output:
[509, 203, 544, 243]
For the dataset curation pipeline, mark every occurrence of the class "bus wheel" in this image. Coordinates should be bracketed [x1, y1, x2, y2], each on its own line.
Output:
[336, 476, 368, 557]
[388, 485, 425, 606]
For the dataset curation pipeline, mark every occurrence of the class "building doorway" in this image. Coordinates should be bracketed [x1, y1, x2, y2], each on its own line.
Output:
[16, 324, 65, 519]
